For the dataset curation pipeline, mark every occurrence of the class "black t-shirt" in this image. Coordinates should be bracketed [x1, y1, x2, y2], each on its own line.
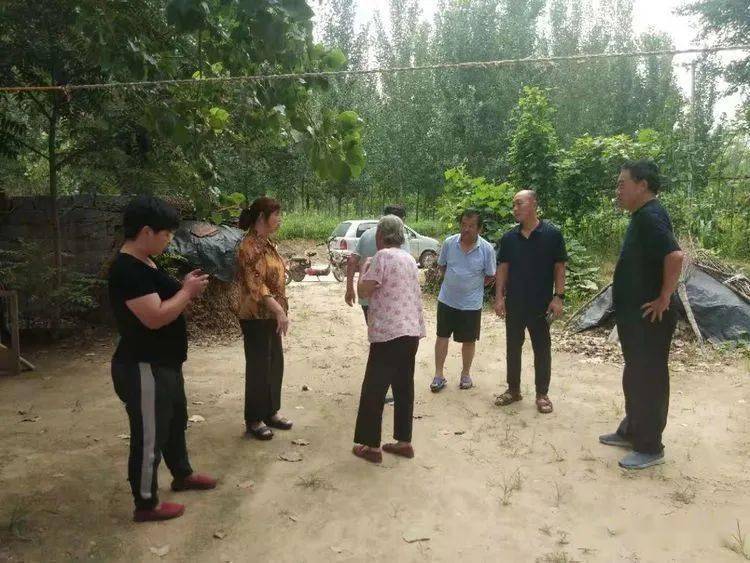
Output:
[613, 199, 680, 320]
[108, 252, 188, 367]
[497, 220, 568, 316]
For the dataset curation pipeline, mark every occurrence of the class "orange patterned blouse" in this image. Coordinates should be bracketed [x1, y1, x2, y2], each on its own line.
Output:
[235, 232, 288, 320]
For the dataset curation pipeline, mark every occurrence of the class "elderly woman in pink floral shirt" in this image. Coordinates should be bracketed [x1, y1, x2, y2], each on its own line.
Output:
[352, 215, 426, 463]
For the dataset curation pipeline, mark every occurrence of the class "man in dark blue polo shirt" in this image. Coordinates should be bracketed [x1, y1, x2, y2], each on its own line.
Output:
[494, 190, 567, 414]
[599, 160, 684, 470]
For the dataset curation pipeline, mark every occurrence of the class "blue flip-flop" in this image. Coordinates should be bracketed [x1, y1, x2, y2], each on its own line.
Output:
[430, 376, 447, 393]
[459, 375, 473, 390]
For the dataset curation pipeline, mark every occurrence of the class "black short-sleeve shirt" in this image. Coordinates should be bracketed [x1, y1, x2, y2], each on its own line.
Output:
[497, 220, 568, 316]
[108, 252, 188, 367]
[613, 199, 680, 319]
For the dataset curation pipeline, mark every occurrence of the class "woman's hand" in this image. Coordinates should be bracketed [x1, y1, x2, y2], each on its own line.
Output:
[274, 309, 289, 336]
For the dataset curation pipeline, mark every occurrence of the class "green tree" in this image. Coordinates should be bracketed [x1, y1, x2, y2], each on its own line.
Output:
[508, 86, 559, 209]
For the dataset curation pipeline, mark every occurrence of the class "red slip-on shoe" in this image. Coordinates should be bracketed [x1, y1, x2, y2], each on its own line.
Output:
[352, 444, 382, 464]
[133, 501, 185, 523]
[171, 473, 217, 492]
[382, 442, 415, 459]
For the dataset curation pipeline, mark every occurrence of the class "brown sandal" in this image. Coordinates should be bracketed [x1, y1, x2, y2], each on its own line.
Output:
[536, 395, 553, 414]
[382, 442, 414, 459]
[494, 389, 523, 407]
[352, 445, 382, 464]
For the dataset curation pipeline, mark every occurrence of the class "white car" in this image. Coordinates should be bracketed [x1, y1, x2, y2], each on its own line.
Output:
[329, 219, 440, 268]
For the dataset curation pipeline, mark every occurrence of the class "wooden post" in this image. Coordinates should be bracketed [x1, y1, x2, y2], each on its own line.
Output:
[0, 290, 21, 375]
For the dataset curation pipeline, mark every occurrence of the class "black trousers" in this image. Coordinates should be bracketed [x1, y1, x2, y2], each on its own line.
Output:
[241, 319, 284, 424]
[112, 362, 193, 510]
[354, 336, 419, 448]
[505, 310, 552, 395]
[615, 312, 676, 454]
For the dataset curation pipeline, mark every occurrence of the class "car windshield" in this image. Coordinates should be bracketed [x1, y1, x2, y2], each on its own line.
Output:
[355, 222, 377, 237]
[332, 222, 351, 238]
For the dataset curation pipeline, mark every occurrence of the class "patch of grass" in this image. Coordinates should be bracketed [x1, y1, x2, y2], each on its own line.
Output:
[536, 551, 577, 563]
[500, 468, 524, 506]
[553, 482, 569, 508]
[278, 211, 340, 241]
[724, 520, 750, 560]
[671, 485, 696, 505]
[409, 219, 450, 240]
[5, 504, 31, 542]
[547, 442, 566, 462]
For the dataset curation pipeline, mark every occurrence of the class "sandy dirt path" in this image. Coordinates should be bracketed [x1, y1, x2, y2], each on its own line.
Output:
[1, 278, 749, 562]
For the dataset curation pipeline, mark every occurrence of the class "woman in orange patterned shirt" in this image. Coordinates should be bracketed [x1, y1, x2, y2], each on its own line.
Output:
[236, 197, 292, 440]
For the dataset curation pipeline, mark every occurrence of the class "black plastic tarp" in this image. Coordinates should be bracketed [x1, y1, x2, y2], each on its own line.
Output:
[680, 269, 750, 344]
[568, 270, 750, 344]
[566, 285, 615, 334]
[168, 221, 244, 283]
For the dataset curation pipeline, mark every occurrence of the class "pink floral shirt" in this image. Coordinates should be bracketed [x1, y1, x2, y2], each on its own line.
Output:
[361, 248, 426, 343]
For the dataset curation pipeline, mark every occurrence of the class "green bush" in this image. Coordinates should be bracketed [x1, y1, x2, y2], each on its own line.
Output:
[0, 240, 103, 327]
[409, 218, 450, 240]
[437, 166, 516, 242]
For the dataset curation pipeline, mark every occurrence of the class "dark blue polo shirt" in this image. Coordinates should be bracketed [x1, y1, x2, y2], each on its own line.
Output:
[497, 220, 568, 316]
[613, 199, 680, 322]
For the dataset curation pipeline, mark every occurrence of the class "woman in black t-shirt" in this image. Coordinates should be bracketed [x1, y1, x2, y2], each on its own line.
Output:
[108, 195, 217, 522]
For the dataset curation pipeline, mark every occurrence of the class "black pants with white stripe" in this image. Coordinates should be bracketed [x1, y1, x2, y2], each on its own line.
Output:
[112, 362, 193, 510]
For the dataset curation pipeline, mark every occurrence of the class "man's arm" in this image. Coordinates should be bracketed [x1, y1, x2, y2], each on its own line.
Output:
[547, 262, 567, 318]
[494, 263, 509, 316]
[641, 250, 684, 322]
[345, 253, 360, 306]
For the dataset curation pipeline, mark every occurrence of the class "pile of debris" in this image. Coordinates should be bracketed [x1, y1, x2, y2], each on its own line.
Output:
[186, 279, 240, 343]
[565, 245, 750, 353]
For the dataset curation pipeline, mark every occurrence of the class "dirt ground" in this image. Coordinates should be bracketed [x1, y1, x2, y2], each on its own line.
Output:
[1, 278, 749, 563]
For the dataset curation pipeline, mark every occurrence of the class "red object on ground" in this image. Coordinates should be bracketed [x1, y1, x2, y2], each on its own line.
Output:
[171, 473, 218, 491]
[133, 502, 185, 522]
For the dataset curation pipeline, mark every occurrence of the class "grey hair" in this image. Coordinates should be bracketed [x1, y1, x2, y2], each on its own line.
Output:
[377, 214, 405, 247]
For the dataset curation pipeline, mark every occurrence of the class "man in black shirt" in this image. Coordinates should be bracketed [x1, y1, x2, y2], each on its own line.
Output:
[109, 196, 217, 522]
[599, 160, 684, 470]
[494, 190, 567, 414]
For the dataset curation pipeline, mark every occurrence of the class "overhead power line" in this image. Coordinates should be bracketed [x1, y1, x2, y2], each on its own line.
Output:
[1, 44, 749, 94]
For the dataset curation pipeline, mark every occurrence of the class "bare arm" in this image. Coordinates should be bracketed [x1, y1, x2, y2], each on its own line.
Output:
[553, 262, 566, 295]
[357, 279, 379, 300]
[493, 263, 509, 316]
[126, 270, 207, 330]
[641, 250, 685, 322]
[345, 253, 360, 306]
[661, 251, 684, 298]
[547, 262, 567, 317]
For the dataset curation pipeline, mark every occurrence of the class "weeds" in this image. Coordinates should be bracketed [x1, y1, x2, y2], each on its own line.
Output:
[553, 482, 569, 508]
[500, 468, 524, 506]
[723, 520, 750, 560]
[535, 551, 577, 563]
[670, 485, 696, 505]
[296, 473, 334, 491]
[547, 442, 566, 462]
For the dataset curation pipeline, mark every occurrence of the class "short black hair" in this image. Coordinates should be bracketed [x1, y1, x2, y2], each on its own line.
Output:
[383, 204, 406, 220]
[459, 208, 483, 229]
[621, 160, 661, 193]
[123, 195, 180, 240]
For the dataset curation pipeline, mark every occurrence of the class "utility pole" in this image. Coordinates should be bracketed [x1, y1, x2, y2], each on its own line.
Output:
[688, 59, 697, 234]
